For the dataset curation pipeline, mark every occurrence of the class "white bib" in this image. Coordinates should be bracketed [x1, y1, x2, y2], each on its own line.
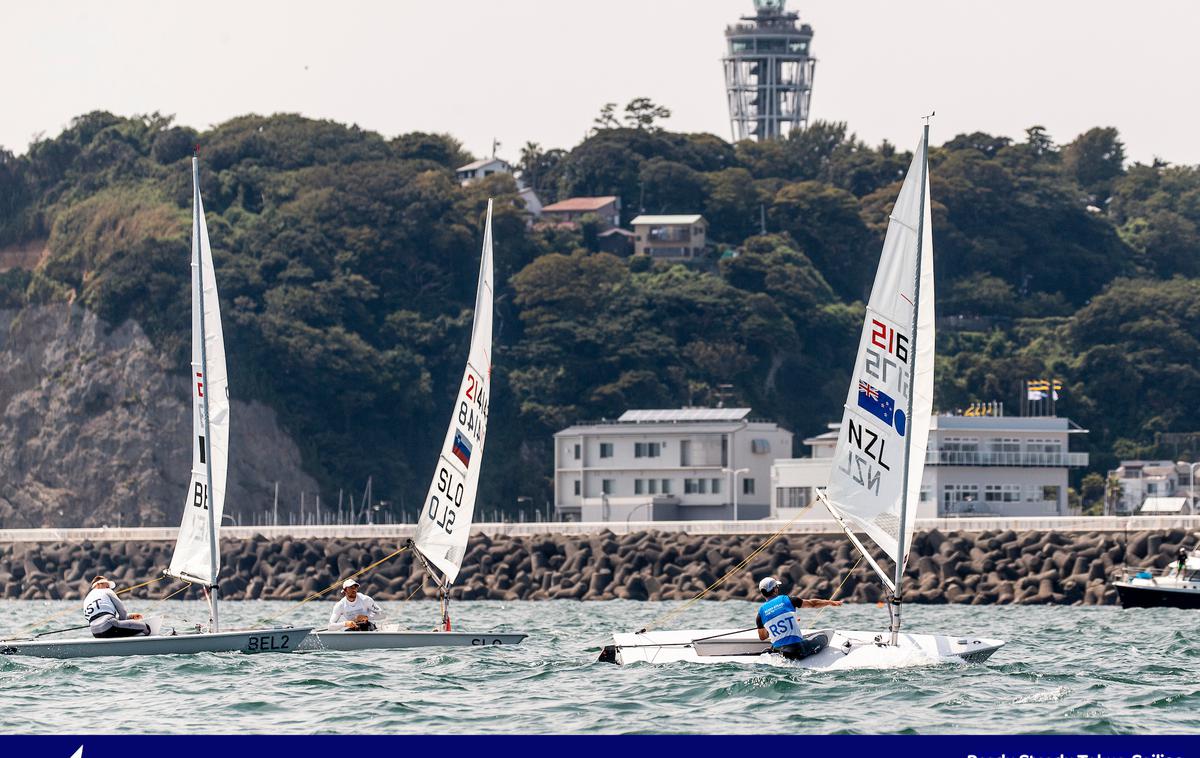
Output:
[83, 588, 118, 621]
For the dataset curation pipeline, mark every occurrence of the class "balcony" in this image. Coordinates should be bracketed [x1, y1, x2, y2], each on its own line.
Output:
[926, 450, 1089, 467]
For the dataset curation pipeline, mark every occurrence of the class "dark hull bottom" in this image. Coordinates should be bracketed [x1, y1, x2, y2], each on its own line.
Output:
[1115, 583, 1200, 609]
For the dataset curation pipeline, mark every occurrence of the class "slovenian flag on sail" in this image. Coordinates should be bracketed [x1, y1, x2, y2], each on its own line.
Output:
[452, 430, 473, 467]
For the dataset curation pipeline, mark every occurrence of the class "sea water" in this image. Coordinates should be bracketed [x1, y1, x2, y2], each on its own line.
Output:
[0, 599, 1196, 734]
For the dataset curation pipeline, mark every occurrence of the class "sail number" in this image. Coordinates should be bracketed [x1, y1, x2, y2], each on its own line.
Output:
[458, 373, 488, 444]
[192, 481, 209, 510]
[427, 466, 464, 533]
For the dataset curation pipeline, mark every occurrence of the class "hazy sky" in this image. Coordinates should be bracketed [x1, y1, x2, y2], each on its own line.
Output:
[5, 1, 1197, 165]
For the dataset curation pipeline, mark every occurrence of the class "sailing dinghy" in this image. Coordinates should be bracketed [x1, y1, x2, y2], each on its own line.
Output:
[601, 125, 1004, 669]
[307, 200, 525, 651]
[1, 154, 312, 658]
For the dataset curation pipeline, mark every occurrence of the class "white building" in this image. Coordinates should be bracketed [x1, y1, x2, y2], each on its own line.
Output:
[455, 157, 513, 185]
[1109, 460, 1195, 515]
[554, 408, 792, 521]
[772, 415, 1089, 519]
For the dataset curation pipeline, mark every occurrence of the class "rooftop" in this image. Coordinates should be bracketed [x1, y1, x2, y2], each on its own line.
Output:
[542, 196, 618, 212]
[630, 214, 704, 226]
[620, 408, 750, 423]
[456, 157, 511, 173]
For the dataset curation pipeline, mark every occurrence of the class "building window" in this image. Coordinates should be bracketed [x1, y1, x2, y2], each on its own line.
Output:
[648, 479, 658, 495]
[743, 478, 756, 495]
[661, 479, 672, 494]
[943, 484, 980, 511]
[919, 485, 932, 502]
[573, 444, 581, 460]
[698, 479, 708, 494]
[985, 484, 1021, 503]
[602, 479, 614, 495]
[573, 480, 580, 496]
[1042, 485, 1061, 504]
[684, 479, 698, 494]
[711, 478, 722, 494]
[600, 443, 613, 458]
[751, 439, 771, 454]
[635, 442, 661, 458]
[680, 440, 692, 466]
[991, 438, 1020, 453]
[634, 479, 645, 495]
[777, 487, 811, 509]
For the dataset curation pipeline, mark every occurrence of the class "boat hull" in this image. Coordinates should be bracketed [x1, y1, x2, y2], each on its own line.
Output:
[303, 629, 527, 651]
[0, 627, 313, 659]
[603, 627, 1004, 669]
[1114, 581, 1200, 609]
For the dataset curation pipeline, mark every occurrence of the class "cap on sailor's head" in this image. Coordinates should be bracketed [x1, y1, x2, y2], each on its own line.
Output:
[91, 575, 114, 589]
[342, 579, 360, 589]
[758, 576, 780, 595]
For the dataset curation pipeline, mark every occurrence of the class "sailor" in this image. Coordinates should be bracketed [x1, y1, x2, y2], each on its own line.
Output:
[83, 576, 151, 638]
[1174, 547, 1189, 577]
[329, 578, 385, 631]
[754, 576, 840, 660]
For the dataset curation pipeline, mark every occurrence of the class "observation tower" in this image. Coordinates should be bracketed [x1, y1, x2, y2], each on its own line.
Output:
[723, 0, 817, 141]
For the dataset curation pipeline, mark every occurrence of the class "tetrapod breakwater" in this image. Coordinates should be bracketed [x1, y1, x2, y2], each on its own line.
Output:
[1, 527, 1192, 604]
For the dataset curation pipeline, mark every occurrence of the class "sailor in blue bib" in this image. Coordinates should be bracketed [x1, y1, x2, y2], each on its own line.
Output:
[754, 576, 841, 661]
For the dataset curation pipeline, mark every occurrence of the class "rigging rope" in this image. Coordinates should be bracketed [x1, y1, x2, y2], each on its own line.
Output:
[260, 545, 410, 624]
[9, 573, 170, 638]
[634, 499, 820, 636]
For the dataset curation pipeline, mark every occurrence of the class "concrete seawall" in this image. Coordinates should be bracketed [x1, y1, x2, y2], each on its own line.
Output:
[2, 527, 1194, 605]
[3, 515, 1197, 542]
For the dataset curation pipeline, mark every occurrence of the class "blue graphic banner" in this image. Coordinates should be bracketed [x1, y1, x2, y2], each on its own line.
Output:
[1, 735, 1197, 758]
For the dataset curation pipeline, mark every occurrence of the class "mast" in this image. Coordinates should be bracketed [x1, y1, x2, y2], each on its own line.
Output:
[193, 152, 220, 633]
[890, 120, 930, 645]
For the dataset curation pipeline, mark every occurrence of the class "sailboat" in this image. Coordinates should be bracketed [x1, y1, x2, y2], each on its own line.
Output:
[3, 153, 313, 658]
[600, 124, 1005, 668]
[307, 200, 525, 651]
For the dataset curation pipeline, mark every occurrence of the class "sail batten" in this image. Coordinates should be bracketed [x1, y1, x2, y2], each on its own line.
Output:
[413, 201, 494, 585]
[823, 131, 935, 578]
[167, 157, 230, 587]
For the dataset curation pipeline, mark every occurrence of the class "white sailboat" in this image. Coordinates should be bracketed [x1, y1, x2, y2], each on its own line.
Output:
[601, 124, 1005, 668]
[3, 154, 312, 658]
[308, 200, 525, 651]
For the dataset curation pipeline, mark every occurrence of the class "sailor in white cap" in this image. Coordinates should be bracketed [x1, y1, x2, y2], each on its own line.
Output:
[328, 578, 385, 631]
[83, 575, 151, 638]
[754, 576, 841, 660]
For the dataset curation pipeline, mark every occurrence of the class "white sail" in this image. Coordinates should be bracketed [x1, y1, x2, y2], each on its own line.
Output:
[824, 132, 934, 571]
[413, 200, 494, 584]
[167, 156, 230, 586]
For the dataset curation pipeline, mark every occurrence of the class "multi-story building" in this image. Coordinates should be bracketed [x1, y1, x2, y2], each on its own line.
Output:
[630, 215, 707, 260]
[1109, 460, 1195, 515]
[554, 408, 792, 521]
[772, 415, 1090, 519]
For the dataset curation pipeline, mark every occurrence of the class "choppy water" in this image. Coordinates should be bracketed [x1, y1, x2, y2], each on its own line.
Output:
[1, 599, 1197, 734]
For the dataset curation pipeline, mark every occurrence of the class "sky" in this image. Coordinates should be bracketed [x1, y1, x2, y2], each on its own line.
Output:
[4, 0, 1197, 165]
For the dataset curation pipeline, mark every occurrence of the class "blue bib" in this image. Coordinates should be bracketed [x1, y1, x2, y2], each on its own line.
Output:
[759, 595, 804, 648]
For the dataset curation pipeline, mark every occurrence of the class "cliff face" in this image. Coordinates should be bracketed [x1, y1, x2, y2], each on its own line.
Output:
[0, 305, 318, 527]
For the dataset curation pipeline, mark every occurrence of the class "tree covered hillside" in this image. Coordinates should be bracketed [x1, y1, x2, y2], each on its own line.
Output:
[0, 111, 1196, 523]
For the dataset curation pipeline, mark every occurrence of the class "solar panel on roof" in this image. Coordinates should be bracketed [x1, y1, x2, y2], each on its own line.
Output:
[617, 408, 751, 423]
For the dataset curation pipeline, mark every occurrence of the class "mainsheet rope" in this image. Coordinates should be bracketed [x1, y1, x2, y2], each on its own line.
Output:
[6, 573, 170, 640]
[634, 499, 821, 636]
[260, 545, 410, 625]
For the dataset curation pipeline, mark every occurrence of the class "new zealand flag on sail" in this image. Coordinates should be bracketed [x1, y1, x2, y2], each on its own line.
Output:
[857, 380, 906, 435]
[452, 429, 473, 468]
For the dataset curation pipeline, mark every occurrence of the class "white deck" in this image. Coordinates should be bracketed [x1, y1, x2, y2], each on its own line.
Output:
[302, 628, 527, 652]
[0, 627, 313, 658]
[609, 627, 1004, 669]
